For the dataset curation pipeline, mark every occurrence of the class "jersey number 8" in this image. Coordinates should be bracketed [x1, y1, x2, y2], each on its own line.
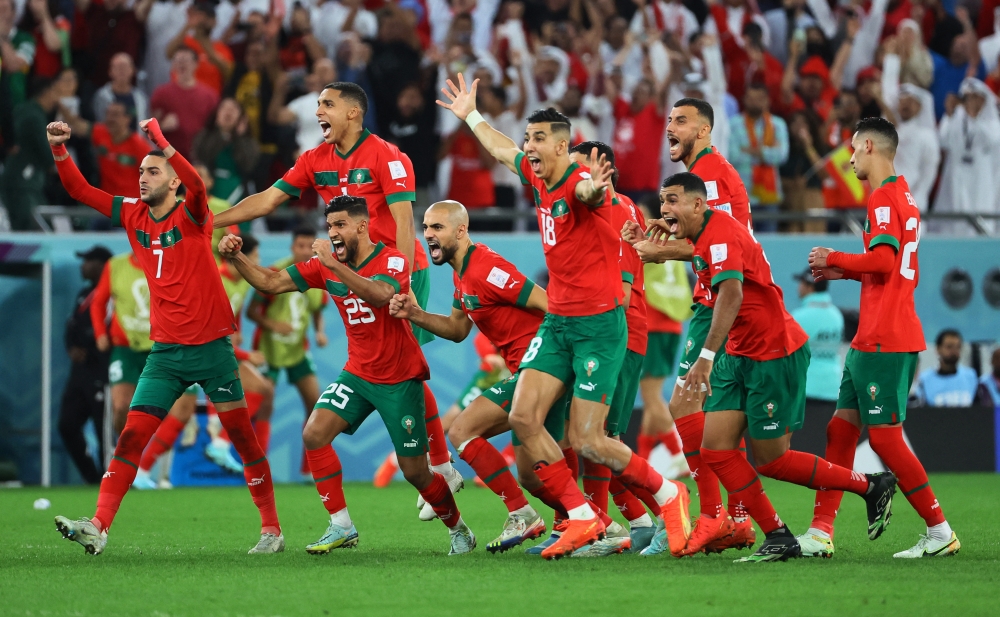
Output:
[344, 297, 376, 324]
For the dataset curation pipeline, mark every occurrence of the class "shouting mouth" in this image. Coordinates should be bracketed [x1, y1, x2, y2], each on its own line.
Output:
[319, 120, 332, 140]
[427, 238, 442, 262]
[663, 215, 679, 236]
[332, 239, 346, 260]
[667, 135, 681, 159]
[526, 154, 541, 174]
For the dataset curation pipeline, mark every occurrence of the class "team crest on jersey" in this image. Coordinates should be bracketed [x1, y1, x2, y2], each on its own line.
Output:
[462, 294, 481, 310]
[692, 256, 709, 272]
[551, 199, 569, 218]
[764, 400, 777, 418]
[134, 226, 183, 250]
[867, 382, 880, 401]
[584, 357, 599, 377]
[686, 338, 694, 352]
[401, 415, 416, 434]
[349, 168, 373, 185]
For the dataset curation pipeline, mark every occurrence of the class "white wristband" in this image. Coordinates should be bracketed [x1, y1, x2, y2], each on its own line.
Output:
[699, 348, 716, 362]
[465, 110, 485, 131]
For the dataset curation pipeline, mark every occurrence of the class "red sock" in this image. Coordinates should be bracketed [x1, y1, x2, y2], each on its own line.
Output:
[306, 444, 346, 515]
[94, 411, 161, 531]
[254, 420, 271, 454]
[562, 448, 579, 482]
[528, 485, 568, 519]
[460, 437, 529, 512]
[811, 416, 861, 535]
[582, 459, 612, 516]
[869, 426, 945, 527]
[207, 407, 230, 442]
[738, 437, 747, 458]
[757, 450, 868, 494]
[219, 407, 280, 534]
[627, 484, 662, 517]
[674, 412, 723, 516]
[423, 383, 450, 466]
[533, 458, 587, 512]
[610, 477, 648, 521]
[138, 413, 184, 472]
[637, 434, 657, 460]
[589, 499, 613, 526]
[419, 472, 462, 528]
[659, 430, 683, 456]
[245, 390, 263, 419]
[701, 447, 783, 534]
[617, 452, 665, 498]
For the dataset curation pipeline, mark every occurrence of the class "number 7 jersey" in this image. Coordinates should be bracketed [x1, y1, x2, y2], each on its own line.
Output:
[286, 242, 430, 384]
[854, 175, 925, 353]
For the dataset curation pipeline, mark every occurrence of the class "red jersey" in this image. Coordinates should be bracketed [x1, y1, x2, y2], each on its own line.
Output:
[452, 243, 544, 373]
[474, 331, 499, 371]
[515, 153, 623, 316]
[688, 146, 753, 309]
[288, 243, 429, 384]
[691, 209, 807, 361]
[277, 130, 428, 270]
[833, 175, 925, 353]
[611, 195, 648, 356]
[613, 99, 667, 193]
[647, 307, 683, 334]
[91, 124, 149, 199]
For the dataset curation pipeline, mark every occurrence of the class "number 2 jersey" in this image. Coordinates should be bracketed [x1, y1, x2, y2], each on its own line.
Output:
[514, 152, 623, 316]
[610, 194, 648, 356]
[830, 175, 925, 353]
[55, 152, 236, 346]
[287, 242, 430, 384]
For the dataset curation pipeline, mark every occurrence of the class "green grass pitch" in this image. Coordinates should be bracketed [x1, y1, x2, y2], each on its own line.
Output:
[4, 474, 999, 616]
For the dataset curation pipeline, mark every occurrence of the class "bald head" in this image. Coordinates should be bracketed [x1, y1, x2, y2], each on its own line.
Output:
[423, 201, 472, 267]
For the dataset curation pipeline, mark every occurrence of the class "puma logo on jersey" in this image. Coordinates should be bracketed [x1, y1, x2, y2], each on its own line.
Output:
[396, 182, 406, 188]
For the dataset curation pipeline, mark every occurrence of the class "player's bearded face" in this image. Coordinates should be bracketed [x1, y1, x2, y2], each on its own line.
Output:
[138, 157, 175, 206]
[666, 107, 701, 163]
[328, 216, 361, 263]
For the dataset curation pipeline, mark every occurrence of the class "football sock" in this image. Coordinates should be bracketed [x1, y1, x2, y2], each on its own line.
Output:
[306, 444, 346, 515]
[927, 521, 954, 542]
[756, 450, 869, 494]
[727, 499, 749, 521]
[423, 383, 451, 467]
[637, 434, 657, 460]
[582, 459, 612, 516]
[499, 442, 515, 466]
[219, 407, 280, 534]
[674, 412, 723, 516]
[562, 448, 579, 481]
[330, 507, 352, 529]
[618, 453, 677, 505]
[610, 477, 649, 523]
[138, 413, 184, 472]
[868, 425, 946, 527]
[534, 458, 590, 519]
[701, 447, 782, 534]
[253, 419, 271, 454]
[659, 429, 683, 456]
[528, 485, 569, 519]
[419, 472, 461, 529]
[627, 484, 662, 517]
[93, 411, 161, 531]
[245, 390, 263, 419]
[459, 437, 529, 512]
[738, 437, 748, 458]
[588, 500, 613, 526]
[811, 416, 860, 536]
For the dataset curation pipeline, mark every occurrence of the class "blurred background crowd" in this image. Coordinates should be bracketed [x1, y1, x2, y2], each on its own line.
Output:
[1, 0, 999, 233]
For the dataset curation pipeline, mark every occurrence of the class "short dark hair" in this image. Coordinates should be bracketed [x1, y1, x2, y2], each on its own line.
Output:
[935, 328, 962, 347]
[325, 194, 369, 219]
[240, 234, 259, 255]
[661, 172, 708, 198]
[526, 107, 571, 135]
[173, 45, 199, 61]
[324, 81, 369, 116]
[292, 225, 317, 239]
[672, 97, 714, 129]
[147, 149, 167, 159]
[855, 116, 899, 153]
[746, 81, 769, 95]
[570, 141, 618, 187]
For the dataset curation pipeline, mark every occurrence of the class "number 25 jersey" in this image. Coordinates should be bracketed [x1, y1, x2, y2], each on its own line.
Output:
[287, 242, 430, 384]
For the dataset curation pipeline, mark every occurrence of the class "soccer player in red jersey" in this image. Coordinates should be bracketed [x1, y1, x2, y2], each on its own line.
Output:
[623, 98, 757, 554]
[389, 200, 561, 553]
[47, 119, 283, 555]
[439, 74, 690, 560]
[805, 117, 960, 559]
[214, 82, 461, 508]
[218, 195, 476, 555]
[660, 172, 898, 562]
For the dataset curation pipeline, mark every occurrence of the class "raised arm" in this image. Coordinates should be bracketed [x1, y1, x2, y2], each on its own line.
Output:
[47, 122, 115, 217]
[312, 240, 396, 308]
[214, 185, 292, 228]
[389, 295, 475, 342]
[140, 118, 208, 220]
[437, 73, 522, 174]
[683, 278, 743, 400]
[219, 235, 300, 295]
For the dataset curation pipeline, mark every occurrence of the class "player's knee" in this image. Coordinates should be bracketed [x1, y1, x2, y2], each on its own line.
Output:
[401, 463, 432, 490]
[301, 424, 326, 451]
[518, 468, 542, 492]
[447, 423, 468, 450]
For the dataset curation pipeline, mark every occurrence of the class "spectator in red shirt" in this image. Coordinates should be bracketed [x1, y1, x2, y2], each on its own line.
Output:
[724, 21, 784, 109]
[150, 46, 220, 158]
[613, 76, 668, 204]
[90, 100, 148, 199]
[72, 0, 148, 90]
[18, 0, 70, 79]
[165, 2, 234, 97]
[441, 122, 494, 210]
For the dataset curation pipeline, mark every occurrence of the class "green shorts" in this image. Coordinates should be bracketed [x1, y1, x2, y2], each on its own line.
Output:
[481, 372, 568, 446]
[456, 367, 507, 411]
[607, 350, 644, 436]
[836, 348, 918, 425]
[704, 343, 811, 440]
[316, 371, 427, 458]
[109, 346, 150, 386]
[518, 307, 627, 404]
[131, 336, 243, 413]
[678, 304, 724, 380]
[642, 332, 681, 379]
[410, 267, 435, 346]
[264, 353, 316, 385]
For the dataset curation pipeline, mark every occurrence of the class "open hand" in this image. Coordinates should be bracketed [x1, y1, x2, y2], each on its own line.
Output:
[621, 220, 643, 245]
[812, 267, 844, 281]
[683, 357, 712, 402]
[587, 146, 613, 194]
[436, 72, 479, 121]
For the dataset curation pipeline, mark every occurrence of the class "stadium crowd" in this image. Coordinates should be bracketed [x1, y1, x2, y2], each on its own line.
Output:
[2, 0, 1000, 232]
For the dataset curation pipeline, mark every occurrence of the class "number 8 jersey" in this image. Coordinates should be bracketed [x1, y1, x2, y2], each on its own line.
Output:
[853, 175, 925, 353]
[286, 242, 430, 384]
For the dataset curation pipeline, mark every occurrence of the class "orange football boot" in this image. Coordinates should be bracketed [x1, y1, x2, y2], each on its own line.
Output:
[705, 517, 756, 553]
[541, 517, 606, 561]
[682, 514, 735, 555]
